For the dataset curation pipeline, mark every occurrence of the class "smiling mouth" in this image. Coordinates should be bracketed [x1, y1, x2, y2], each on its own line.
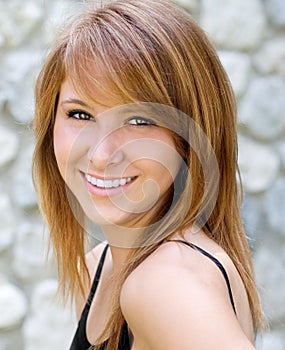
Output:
[85, 174, 136, 189]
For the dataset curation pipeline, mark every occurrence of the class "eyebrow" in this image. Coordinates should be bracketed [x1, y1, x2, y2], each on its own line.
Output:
[60, 98, 91, 108]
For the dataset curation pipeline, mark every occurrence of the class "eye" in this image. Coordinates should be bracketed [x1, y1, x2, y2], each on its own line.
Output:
[67, 110, 94, 121]
[127, 116, 157, 126]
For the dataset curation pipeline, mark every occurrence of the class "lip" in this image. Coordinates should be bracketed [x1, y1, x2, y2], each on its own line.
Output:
[81, 172, 137, 198]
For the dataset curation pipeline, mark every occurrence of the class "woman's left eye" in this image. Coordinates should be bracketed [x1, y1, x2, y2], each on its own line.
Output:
[127, 117, 157, 126]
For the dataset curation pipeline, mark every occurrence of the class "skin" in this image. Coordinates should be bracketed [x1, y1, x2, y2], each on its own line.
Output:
[54, 78, 255, 349]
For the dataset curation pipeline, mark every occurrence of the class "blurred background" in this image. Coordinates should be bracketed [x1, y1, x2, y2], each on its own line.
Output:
[0, 0, 284, 349]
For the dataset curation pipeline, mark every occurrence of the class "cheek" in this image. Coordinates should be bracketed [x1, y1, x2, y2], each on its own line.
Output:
[53, 120, 78, 178]
[152, 160, 179, 192]
[150, 137, 182, 183]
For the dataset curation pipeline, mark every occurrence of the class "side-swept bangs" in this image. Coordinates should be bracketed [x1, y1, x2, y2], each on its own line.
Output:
[61, 0, 193, 109]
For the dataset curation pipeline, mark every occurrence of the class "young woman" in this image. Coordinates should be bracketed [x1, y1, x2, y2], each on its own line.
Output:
[32, 0, 264, 349]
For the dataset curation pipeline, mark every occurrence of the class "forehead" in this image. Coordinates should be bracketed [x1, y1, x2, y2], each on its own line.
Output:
[59, 76, 127, 109]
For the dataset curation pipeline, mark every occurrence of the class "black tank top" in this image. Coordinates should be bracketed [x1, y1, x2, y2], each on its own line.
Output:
[69, 240, 236, 349]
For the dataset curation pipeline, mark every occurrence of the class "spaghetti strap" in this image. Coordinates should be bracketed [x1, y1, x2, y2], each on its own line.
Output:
[69, 243, 109, 350]
[169, 239, 236, 314]
[85, 243, 109, 309]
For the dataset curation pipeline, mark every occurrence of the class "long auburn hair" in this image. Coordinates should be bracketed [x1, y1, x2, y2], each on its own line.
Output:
[32, 0, 264, 348]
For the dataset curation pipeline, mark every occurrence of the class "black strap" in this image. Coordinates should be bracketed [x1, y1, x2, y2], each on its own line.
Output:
[85, 243, 109, 309]
[169, 239, 236, 314]
[69, 244, 109, 350]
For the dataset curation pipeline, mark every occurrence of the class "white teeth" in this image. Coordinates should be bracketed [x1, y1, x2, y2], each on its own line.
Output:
[86, 174, 134, 188]
[104, 180, 113, 188]
[96, 179, 105, 188]
[112, 179, 120, 188]
[120, 178, 127, 186]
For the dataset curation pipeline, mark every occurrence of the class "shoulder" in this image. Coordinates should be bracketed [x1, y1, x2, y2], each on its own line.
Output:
[121, 241, 228, 303]
[74, 241, 108, 320]
[120, 241, 254, 350]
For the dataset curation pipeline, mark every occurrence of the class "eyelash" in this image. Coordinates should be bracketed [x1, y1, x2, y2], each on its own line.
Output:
[67, 110, 157, 126]
[126, 117, 157, 126]
[67, 110, 94, 121]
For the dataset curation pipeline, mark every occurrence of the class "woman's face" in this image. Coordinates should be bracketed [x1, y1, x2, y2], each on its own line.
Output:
[53, 77, 182, 229]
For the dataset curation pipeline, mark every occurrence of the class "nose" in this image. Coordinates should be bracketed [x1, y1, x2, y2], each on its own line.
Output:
[87, 129, 124, 170]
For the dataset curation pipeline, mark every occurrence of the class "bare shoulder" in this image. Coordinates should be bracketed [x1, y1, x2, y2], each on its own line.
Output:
[74, 241, 108, 320]
[120, 241, 255, 350]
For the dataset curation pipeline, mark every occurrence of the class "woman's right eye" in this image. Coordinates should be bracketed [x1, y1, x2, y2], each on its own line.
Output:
[67, 110, 94, 121]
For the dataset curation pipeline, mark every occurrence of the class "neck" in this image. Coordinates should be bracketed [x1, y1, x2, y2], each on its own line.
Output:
[101, 224, 142, 275]
[109, 245, 132, 275]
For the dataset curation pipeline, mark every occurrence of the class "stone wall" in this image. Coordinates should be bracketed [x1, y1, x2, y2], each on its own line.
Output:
[0, 0, 284, 349]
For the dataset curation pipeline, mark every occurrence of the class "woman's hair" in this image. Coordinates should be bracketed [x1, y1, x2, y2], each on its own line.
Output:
[32, 0, 264, 348]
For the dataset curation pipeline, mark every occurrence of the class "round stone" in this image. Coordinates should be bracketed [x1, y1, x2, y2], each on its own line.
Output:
[241, 195, 266, 242]
[260, 331, 285, 350]
[1, 49, 43, 83]
[42, 1, 81, 46]
[3, 49, 43, 123]
[0, 83, 6, 109]
[0, 193, 16, 252]
[254, 243, 285, 322]
[12, 223, 50, 281]
[23, 279, 76, 350]
[173, 0, 199, 12]
[238, 135, 280, 193]
[29, 279, 59, 312]
[0, 278, 28, 330]
[278, 141, 285, 170]
[239, 76, 285, 140]
[11, 143, 38, 208]
[254, 37, 285, 76]
[264, 177, 285, 235]
[0, 125, 19, 169]
[7, 75, 37, 124]
[0, 1, 43, 47]
[265, 0, 285, 27]
[218, 51, 251, 97]
[200, 0, 266, 50]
